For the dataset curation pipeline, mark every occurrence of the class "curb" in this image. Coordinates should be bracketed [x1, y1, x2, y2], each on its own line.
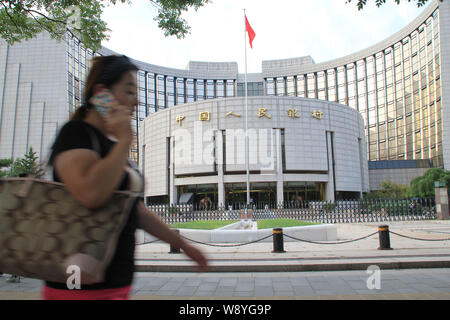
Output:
[135, 257, 450, 273]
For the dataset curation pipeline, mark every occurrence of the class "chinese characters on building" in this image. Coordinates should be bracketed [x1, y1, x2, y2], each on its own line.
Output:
[176, 108, 322, 126]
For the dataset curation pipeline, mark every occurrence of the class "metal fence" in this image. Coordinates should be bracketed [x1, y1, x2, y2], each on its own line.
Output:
[148, 198, 436, 225]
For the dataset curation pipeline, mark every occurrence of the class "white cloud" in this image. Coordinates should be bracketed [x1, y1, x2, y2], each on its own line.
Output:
[101, 0, 432, 73]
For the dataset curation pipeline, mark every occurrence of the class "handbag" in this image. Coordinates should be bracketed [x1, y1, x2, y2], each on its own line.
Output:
[0, 128, 142, 285]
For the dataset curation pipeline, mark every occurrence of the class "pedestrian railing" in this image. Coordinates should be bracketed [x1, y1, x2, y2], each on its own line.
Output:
[147, 198, 436, 225]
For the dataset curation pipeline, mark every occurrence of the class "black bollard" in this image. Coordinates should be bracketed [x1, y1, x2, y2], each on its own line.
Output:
[378, 225, 392, 250]
[169, 229, 181, 254]
[272, 228, 285, 253]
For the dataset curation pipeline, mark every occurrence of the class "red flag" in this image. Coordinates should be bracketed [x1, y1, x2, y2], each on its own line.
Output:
[245, 15, 255, 49]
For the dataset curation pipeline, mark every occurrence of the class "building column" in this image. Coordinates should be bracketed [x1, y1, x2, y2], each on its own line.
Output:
[216, 130, 225, 207]
[169, 136, 178, 204]
[275, 129, 284, 204]
[326, 131, 335, 202]
[435, 183, 449, 220]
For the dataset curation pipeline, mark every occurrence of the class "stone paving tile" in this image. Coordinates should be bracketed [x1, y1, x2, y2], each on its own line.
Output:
[308, 281, 331, 290]
[175, 286, 198, 296]
[159, 282, 183, 291]
[233, 291, 254, 297]
[346, 280, 370, 290]
[193, 290, 215, 297]
[293, 285, 315, 296]
[212, 290, 235, 297]
[197, 284, 218, 291]
[235, 283, 255, 292]
[254, 278, 272, 286]
[183, 279, 203, 286]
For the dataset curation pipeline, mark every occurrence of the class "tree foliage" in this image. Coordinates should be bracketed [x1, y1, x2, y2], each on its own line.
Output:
[0, 0, 209, 51]
[408, 168, 450, 198]
[0, 147, 44, 178]
[364, 179, 409, 199]
[346, 0, 443, 10]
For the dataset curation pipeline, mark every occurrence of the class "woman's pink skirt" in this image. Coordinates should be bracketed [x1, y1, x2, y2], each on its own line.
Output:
[42, 285, 131, 300]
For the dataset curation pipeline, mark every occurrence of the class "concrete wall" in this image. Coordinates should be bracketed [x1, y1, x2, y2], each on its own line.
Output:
[439, 0, 450, 169]
[368, 167, 429, 190]
[0, 32, 67, 162]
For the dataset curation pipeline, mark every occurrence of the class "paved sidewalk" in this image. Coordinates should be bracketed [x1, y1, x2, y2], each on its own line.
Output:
[1, 269, 450, 300]
[134, 221, 450, 272]
[0, 220, 449, 300]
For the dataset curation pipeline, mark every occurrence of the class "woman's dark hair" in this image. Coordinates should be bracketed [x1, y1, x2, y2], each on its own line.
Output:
[71, 55, 138, 120]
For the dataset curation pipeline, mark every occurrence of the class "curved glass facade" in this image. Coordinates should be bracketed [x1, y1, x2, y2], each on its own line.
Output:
[65, 3, 445, 167]
[264, 9, 442, 166]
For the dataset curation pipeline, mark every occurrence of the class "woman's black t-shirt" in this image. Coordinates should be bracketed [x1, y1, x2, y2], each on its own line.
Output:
[46, 120, 140, 290]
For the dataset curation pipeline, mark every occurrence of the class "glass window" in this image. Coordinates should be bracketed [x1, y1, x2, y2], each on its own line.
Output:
[177, 78, 185, 104]
[347, 64, 355, 83]
[157, 75, 166, 109]
[379, 141, 387, 160]
[415, 130, 422, 153]
[369, 126, 377, 143]
[367, 77, 375, 93]
[226, 80, 234, 97]
[386, 84, 394, 103]
[404, 76, 412, 96]
[358, 93, 367, 113]
[207, 80, 214, 99]
[266, 78, 275, 96]
[378, 105, 386, 122]
[327, 70, 336, 102]
[369, 108, 377, 125]
[317, 72, 326, 100]
[394, 43, 402, 65]
[405, 93, 412, 114]
[186, 79, 195, 102]
[337, 66, 345, 85]
[147, 73, 156, 108]
[196, 79, 205, 101]
[296, 75, 306, 97]
[287, 76, 296, 96]
[387, 102, 395, 120]
[216, 80, 225, 98]
[276, 77, 286, 96]
[358, 59, 368, 79]
[167, 76, 175, 106]
[369, 143, 377, 161]
[138, 104, 146, 121]
[307, 73, 316, 98]
[138, 87, 146, 107]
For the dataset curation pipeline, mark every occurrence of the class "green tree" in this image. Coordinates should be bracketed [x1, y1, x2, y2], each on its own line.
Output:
[408, 167, 450, 197]
[0, 158, 13, 178]
[364, 179, 409, 199]
[346, 0, 443, 10]
[379, 179, 409, 199]
[0, 0, 209, 51]
[2, 147, 44, 178]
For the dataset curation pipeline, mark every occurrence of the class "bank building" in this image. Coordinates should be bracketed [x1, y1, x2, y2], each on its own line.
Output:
[0, 0, 448, 206]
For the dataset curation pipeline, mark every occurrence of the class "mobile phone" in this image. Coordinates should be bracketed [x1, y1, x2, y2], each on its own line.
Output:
[89, 89, 118, 119]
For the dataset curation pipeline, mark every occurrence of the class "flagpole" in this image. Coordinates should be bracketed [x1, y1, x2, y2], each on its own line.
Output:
[244, 9, 250, 215]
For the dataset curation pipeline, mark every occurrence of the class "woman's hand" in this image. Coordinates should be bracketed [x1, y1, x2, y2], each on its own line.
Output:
[136, 202, 209, 272]
[180, 242, 209, 273]
[105, 106, 133, 143]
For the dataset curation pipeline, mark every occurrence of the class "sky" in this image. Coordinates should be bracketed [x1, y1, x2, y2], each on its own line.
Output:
[101, 0, 433, 74]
